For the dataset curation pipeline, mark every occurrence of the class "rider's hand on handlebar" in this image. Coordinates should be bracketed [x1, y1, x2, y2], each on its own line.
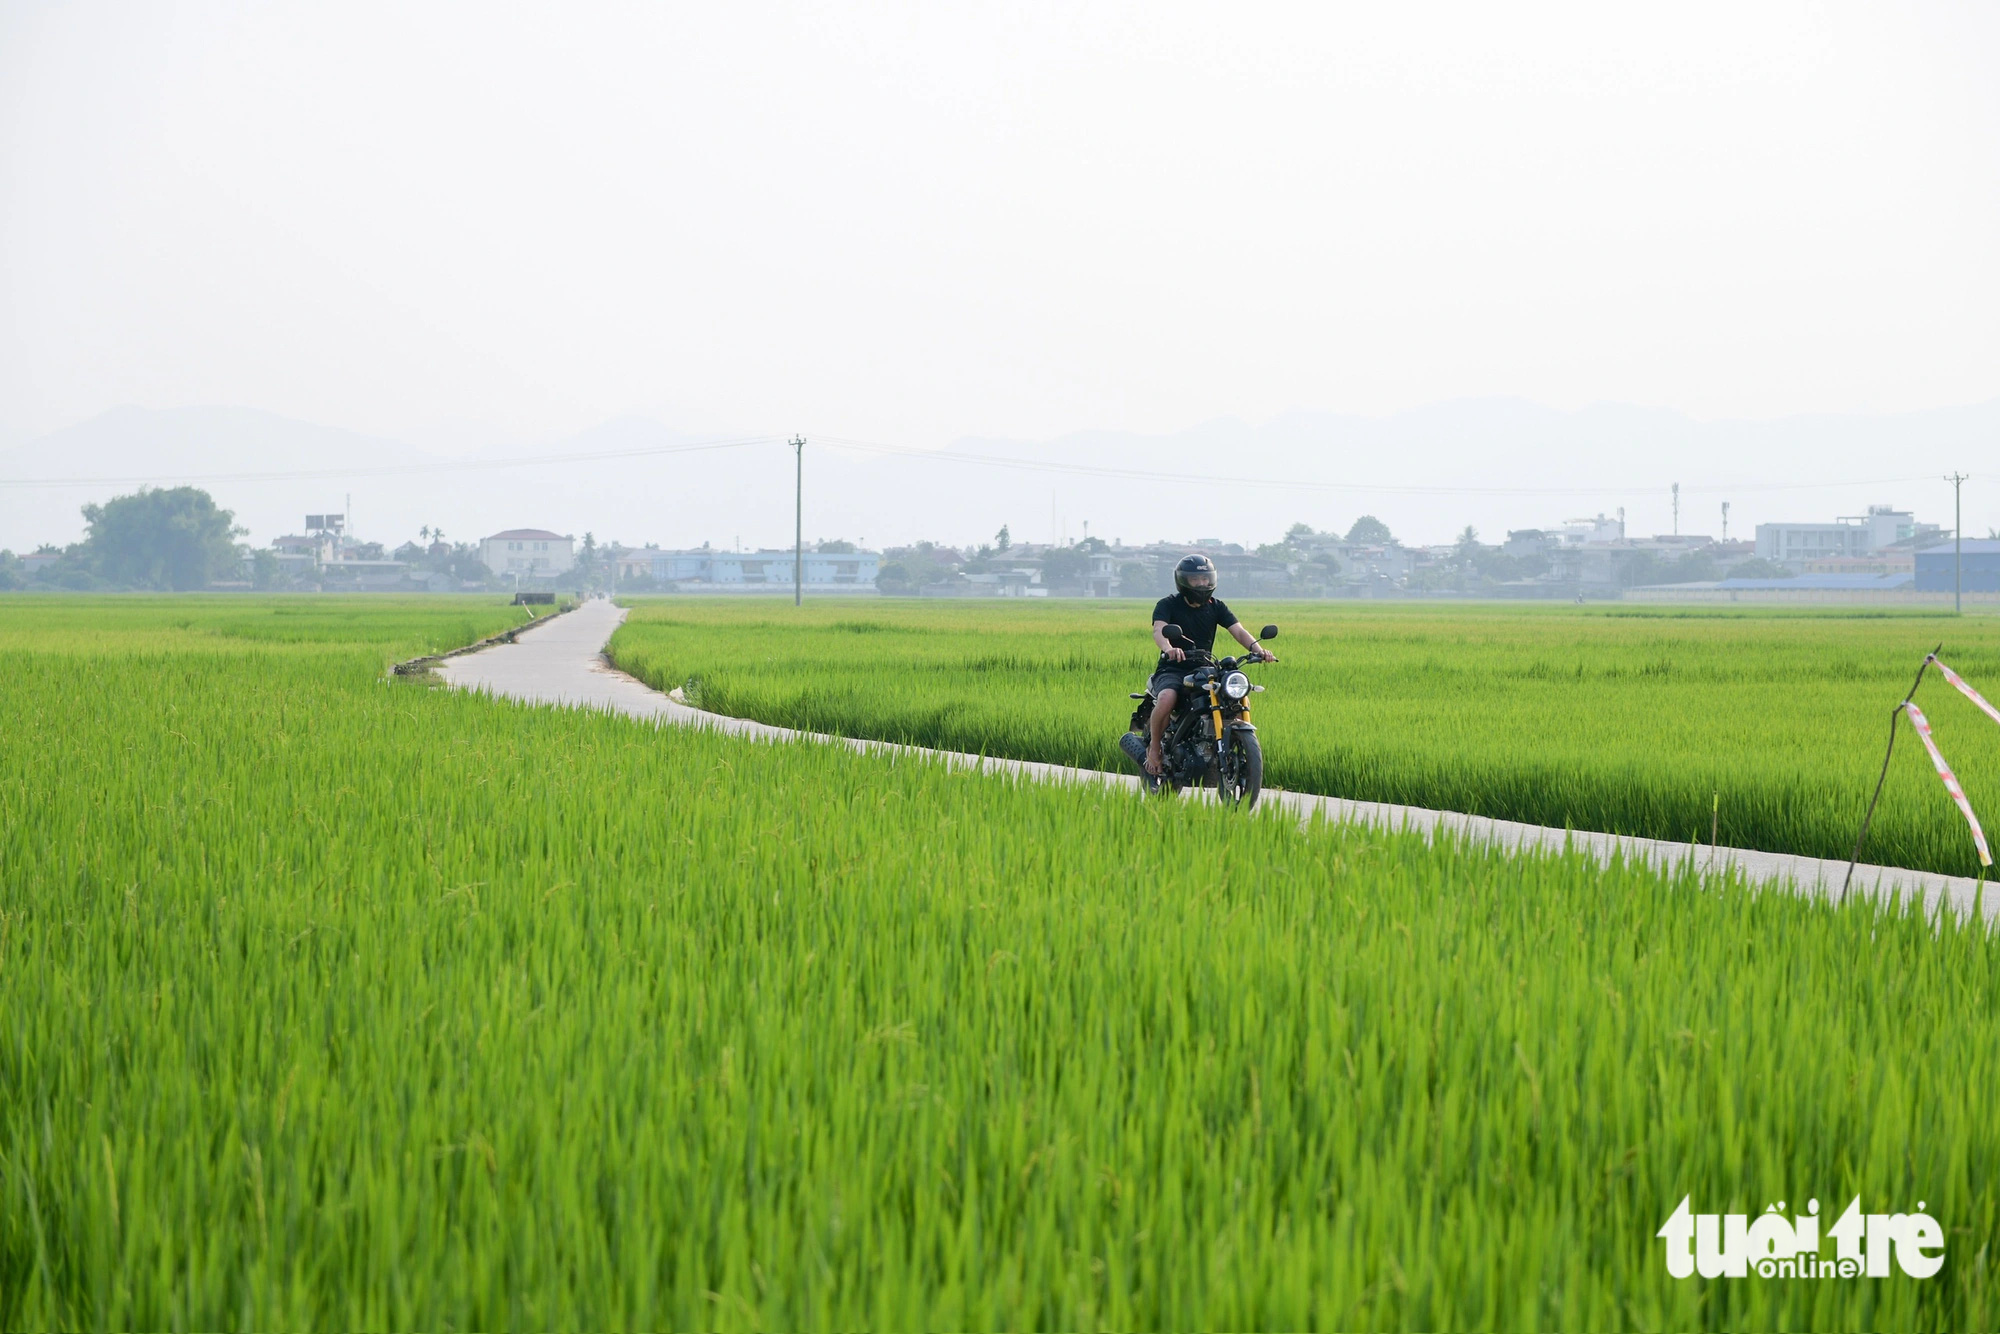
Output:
[1163, 644, 1186, 662]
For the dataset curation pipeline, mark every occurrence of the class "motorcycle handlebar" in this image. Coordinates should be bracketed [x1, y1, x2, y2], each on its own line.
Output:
[1181, 654, 1273, 685]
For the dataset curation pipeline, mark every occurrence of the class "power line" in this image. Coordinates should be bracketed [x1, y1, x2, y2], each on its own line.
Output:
[791, 435, 805, 607]
[0, 434, 783, 489]
[811, 434, 1943, 500]
[1947, 471, 1970, 615]
[0, 423, 1955, 502]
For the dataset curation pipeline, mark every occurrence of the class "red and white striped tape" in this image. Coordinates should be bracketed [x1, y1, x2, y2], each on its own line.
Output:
[1904, 699, 1994, 867]
[1930, 657, 2000, 731]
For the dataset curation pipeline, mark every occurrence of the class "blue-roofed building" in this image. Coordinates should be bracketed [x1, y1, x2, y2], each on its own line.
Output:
[1916, 541, 2000, 593]
[1716, 573, 1915, 592]
[1625, 572, 1918, 603]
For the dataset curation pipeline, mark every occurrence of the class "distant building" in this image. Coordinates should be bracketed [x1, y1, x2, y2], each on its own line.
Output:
[1850, 505, 1941, 550]
[1336, 544, 1415, 587]
[1559, 514, 1627, 545]
[1916, 540, 2000, 593]
[1083, 549, 1120, 597]
[267, 524, 402, 581]
[1210, 552, 1292, 599]
[614, 547, 665, 581]
[959, 569, 1045, 596]
[1756, 505, 1943, 570]
[1801, 554, 1916, 577]
[617, 545, 879, 590]
[1755, 523, 1872, 565]
[480, 529, 575, 578]
[1502, 530, 1559, 557]
[1723, 573, 1914, 592]
[1548, 544, 1633, 591]
[1627, 573, 1918, 603]
[272, 533, 332, 560]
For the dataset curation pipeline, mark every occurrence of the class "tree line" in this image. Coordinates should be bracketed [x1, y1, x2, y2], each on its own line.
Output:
[1, 487, 242, 591]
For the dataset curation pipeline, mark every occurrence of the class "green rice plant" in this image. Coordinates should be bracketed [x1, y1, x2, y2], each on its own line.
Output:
[610, 597, 2000, 878]
[0, 592, 533, 662]
[4, 595, 1999, 1329]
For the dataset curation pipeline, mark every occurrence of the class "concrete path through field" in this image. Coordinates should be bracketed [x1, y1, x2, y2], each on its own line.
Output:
[441, 597, 1996, 922]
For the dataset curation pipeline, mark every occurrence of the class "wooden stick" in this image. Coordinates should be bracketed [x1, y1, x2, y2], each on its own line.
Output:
[1842, 643, 1944, 898]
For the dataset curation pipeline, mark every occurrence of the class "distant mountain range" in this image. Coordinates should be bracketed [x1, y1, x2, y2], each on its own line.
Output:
[2, 398, 1995, 556]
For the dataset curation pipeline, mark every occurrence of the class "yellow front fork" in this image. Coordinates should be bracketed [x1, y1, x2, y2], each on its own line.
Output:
[1210, 688, 1251, 737]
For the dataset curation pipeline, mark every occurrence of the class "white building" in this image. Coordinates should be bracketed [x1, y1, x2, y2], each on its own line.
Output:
[1559, 513, 1627, 545]
[616, 545, 878, 590]
[1754, 522, 1870, 565]
[1849, 505, 1941, 550]
[1755, 505, 1942, 569]
[480, 529, 575, 578]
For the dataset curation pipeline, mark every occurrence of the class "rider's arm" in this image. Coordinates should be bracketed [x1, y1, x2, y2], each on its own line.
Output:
[1227, 622, 1275, 660]
[1153, 620, 1184, 660]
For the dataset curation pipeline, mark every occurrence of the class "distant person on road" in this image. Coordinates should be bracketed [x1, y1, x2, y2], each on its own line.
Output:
[1145, 554, 1274, 778]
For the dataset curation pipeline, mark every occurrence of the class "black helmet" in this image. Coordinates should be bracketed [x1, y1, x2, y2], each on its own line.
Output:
[1174, 553, 1218, 602]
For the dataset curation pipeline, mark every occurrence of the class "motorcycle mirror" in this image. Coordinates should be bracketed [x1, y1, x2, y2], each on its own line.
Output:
[1260, 624, 1279, 640]
[1163, 624, 1184, 640]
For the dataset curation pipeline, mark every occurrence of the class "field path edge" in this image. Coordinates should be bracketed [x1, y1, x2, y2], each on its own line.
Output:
[438, 597, 1996, 923]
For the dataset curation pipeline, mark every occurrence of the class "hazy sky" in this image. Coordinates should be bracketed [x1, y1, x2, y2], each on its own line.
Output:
[4, 0, 1998, 452]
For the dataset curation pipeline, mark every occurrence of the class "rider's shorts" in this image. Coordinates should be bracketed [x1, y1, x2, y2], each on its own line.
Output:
[1149, 668, 1190, 698]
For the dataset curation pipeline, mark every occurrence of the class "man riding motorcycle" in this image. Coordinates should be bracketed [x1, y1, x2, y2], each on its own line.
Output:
[1145, 554, 1275, 779]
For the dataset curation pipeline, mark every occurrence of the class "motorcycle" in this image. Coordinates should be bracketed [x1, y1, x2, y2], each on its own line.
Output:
[1118, 623, 1279, 807]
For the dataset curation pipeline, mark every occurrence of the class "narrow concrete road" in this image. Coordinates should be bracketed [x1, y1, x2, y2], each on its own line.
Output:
[442, 597, 1995, 922]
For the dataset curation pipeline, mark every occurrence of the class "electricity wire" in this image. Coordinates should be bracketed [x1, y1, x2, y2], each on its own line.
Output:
[0, 426, 1947, 499]
[811, 434, 1940, 498]
[0, 435, 783, 489]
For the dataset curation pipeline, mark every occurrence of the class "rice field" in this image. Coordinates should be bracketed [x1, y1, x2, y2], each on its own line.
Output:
[609, 597, 2000, 878]
[4, 595, 1998, 1329]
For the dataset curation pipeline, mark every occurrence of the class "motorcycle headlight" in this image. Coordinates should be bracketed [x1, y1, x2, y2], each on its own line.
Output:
[1223, 671, 1251, 700]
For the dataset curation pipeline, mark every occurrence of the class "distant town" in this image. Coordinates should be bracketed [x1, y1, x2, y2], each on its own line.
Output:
[4, 493, 1997, 601]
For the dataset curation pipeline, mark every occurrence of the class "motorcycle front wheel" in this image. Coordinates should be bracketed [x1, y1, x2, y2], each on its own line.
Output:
[1217, 731, 1264, 809]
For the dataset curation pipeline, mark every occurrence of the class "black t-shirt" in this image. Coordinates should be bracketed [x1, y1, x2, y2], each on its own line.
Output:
[1152, 593, 1239, 673]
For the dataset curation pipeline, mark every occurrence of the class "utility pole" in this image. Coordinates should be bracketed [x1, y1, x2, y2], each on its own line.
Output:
[1721, 501, 1730, 542]
[792, 435, 806, 606]
[1947, 472, 1969, 614]
[1672, 482, 1679, 536]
